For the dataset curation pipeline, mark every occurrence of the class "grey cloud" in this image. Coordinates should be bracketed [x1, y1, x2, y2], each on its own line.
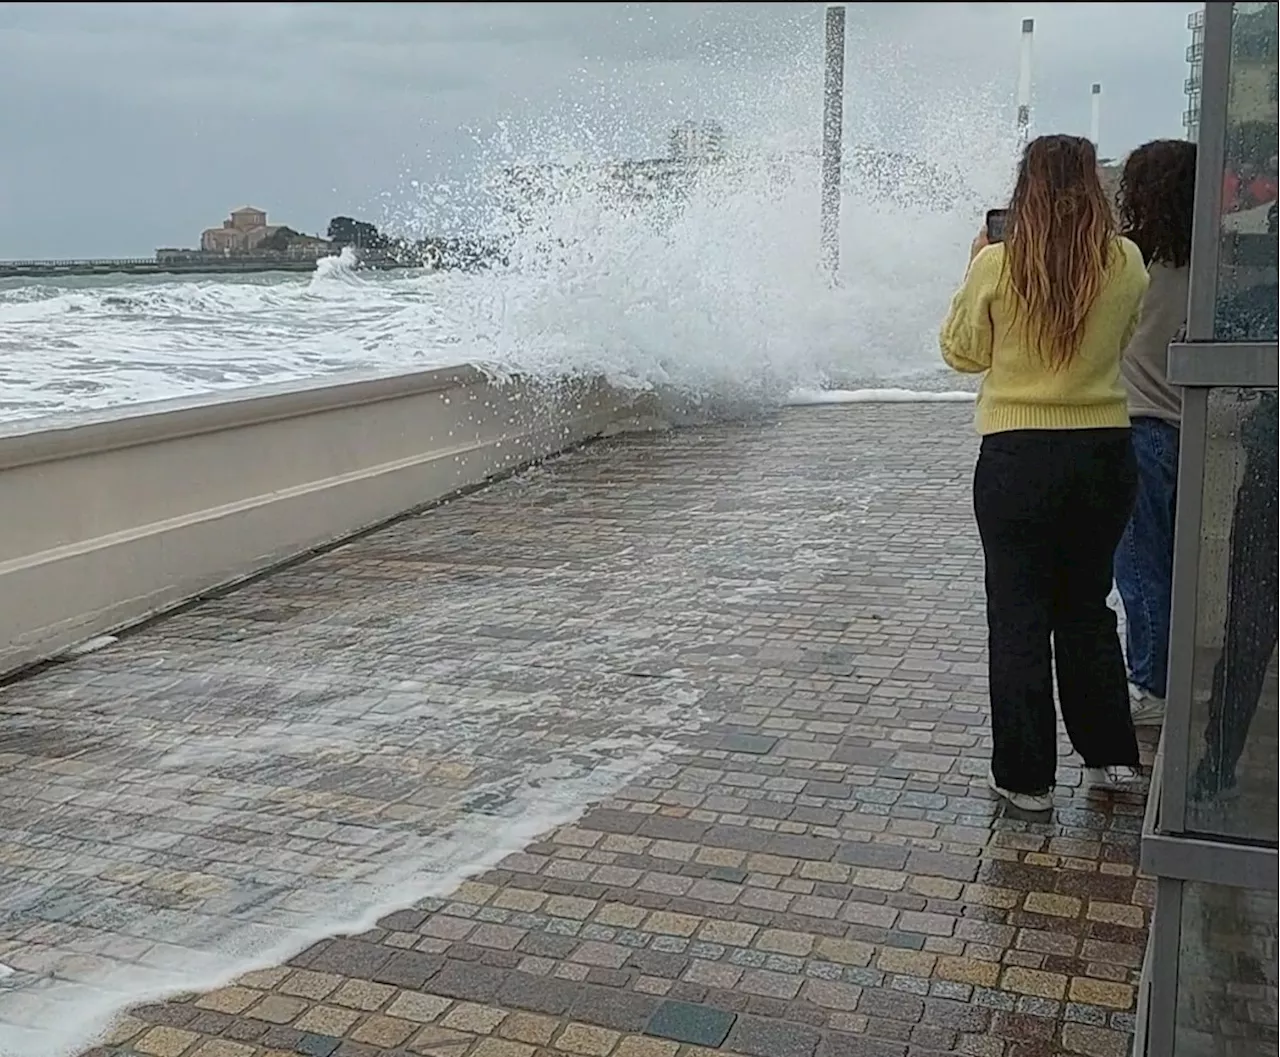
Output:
[0, 2, 1200, 258]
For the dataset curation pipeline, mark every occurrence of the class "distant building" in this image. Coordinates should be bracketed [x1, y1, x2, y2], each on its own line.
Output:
[1185, 7, 1204, 142]
[668, 120, 726, 162]
[284, 235, 335, 256]
[153, 208, 333, 262]
[497, 122, 728, 221]
[1186, 3, 1280, 143]
[201, 206, 279, 254]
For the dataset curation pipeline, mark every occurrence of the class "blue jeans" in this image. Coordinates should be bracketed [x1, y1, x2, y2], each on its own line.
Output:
[1114, 417, 1180, 698]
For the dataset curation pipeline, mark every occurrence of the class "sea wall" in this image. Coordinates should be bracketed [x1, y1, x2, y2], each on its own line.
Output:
[0, 367, 657, 676]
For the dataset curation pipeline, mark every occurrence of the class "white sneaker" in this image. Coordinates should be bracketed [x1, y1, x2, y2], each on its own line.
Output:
[1129, 683, 1166, 727]
[987, 771, 1053, 812]
[1085, 765, 1142, 789]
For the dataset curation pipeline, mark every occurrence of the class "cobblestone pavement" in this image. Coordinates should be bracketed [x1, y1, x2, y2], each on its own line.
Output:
[0, 406, 1155, 1057]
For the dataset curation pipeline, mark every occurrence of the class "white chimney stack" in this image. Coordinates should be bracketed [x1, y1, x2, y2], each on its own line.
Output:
[1017, 18, 1035, 146]
[1090, 83, 1103, 151]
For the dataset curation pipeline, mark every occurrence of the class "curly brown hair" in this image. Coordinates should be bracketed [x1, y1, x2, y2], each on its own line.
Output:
[1117, 139, 1196, 268]
[1004, 134, 1117, 370]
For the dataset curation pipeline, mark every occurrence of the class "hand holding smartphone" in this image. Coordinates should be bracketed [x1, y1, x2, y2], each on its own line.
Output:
[985, 208, 1009, 243]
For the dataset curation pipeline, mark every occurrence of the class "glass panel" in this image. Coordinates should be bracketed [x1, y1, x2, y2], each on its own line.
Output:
[1174, 880, 1279, 1057]
[1184, 387, 1279, 844]
[1214, 2, 1279, 342]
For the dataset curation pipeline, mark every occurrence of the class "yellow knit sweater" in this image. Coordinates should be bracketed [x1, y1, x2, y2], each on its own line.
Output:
[940, 237, 1150, 435]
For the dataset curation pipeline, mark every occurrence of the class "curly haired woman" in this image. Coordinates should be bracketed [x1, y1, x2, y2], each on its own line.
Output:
[1112, 139, 1198, 728]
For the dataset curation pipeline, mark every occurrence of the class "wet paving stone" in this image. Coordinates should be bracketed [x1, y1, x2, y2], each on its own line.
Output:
[0, 406, 1157, 1057]
[717, 734, 778, 756]
[726, 1014, 822, 1057]
[646, 1000, 736, 1047]
[296, 1033, 341, 1057]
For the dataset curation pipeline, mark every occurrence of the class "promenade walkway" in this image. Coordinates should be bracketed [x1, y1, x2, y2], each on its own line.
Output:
[0, 405, 1153, 1057]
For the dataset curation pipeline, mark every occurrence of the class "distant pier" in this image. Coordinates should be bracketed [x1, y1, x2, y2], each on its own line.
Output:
[0, 253, 417, 280]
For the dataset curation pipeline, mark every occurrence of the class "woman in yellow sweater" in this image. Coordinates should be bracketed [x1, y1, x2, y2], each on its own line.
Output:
[940, 134, 1149, 813]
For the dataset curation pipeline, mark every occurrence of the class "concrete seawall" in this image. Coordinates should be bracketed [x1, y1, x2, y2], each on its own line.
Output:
[0, 367, 658, 676]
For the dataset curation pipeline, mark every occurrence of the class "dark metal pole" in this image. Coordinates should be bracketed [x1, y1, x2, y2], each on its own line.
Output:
[1016, 18, 1035, 147]
[821, 4, 846, 281]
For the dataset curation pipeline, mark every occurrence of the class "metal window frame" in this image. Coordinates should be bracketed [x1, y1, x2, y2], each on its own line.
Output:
[1133, 918, 1155, 1057]
[1185, 3, 1234, 345]
[1160, 0, 1238, 839]
[1143, 878, 1188, 1057]
[1142, 748, 1279, 888]
[1163, 361, 1278, 849]
[1168, 342, 1280, 387]
[1137, 752, 1190, 1057]
[1143, 876, 1278, 1057]
[1143, 828, 1280, 888]
[1141, 753, 1279, 1057]
[1141, 6, 1280, 1056]
[1162, 386, 1208, 838]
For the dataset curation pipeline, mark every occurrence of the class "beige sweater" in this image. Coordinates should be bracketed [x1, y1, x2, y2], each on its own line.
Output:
[1121, 261, 1189, 425]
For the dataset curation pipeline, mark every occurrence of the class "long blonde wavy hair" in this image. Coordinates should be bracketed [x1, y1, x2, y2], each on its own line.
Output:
[1003, 134, 1118, 370]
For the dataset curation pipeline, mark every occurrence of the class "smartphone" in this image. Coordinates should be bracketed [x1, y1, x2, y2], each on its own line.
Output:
[985, 208, 1009, 243]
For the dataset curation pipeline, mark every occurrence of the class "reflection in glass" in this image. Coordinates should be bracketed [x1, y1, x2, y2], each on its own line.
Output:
[1186, 388, 1278, 844]
[1175, 881, 1279, 1057]
[1215, 2, 1278, 343]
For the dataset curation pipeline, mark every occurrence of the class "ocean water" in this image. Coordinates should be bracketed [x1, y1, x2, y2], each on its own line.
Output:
[0, 257, 463, 421]
[1, 86, 1011, 424]
[0, 247, 975, 424]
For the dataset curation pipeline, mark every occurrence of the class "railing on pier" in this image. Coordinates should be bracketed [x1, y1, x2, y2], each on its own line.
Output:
[0, 257, 160, 268]
[0, 253, 418, 279]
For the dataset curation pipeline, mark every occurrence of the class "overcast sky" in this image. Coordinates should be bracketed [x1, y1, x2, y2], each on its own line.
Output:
[0, 2, 1200, 258]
